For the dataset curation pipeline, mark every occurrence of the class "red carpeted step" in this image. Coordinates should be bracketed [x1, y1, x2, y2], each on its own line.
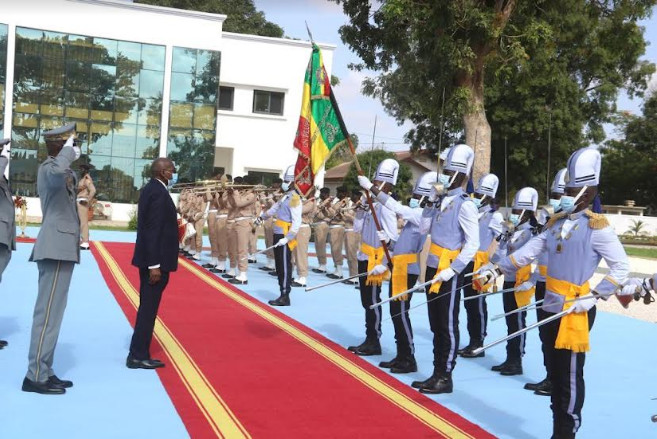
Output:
[92, 241, 493, 439]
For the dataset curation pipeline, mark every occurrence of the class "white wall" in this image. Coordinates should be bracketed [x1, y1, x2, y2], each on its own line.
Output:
[606, 213, 657, 237]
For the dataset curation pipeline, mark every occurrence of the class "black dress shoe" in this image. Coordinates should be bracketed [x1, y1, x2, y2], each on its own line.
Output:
[202, 263, 214, 269]
[222, 273, 235, 279]
[353, 340, 381, 356]
[419, 375, 453, 394]
[411, 374, 439, 389]
[248, 258, 257, 263]
[22, 377, 65, 395]
[268, 294, 290, 306]
[391, 356, 417, 374]
[259, 266, 274, 272]
[347, 340, 368, 353]
[291, 281, 306, 287]
[530, 378, 553, 396]
[126, 356, 165, 369]
[458, 340, 481, 355]
[311, 268, 326, 274]
[491, 360, 510, 372]
[460, 344, 485, 358]
[0, 339, 7, 348]
[500, 361, 523, 376]
[268, 271, 278, 276]
[326, 273, 342, 279]
[378, 357, 399, 369]
[229, 278, 248, 285]
[48, 375, 73, 389]
[209, 268, 225, 274]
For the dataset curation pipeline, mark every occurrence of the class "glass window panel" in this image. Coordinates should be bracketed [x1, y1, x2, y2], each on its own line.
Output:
[11, 124, 39, 149]
[270, 92, 284, 115]
[64, 92, 90, 119]
[14, 54, 42, 88]
[16, 28, 43, 56]
[42, 31, 67, 59]
[170, 72, 195, 102]
[137, 98, 162, 126]
[218, 86, 234, 110]
[196, 50, 212, 76]
[141, 44, 165, 71]
[135, 125, 159, 159]
[41, 57, 66, 89]
[110, 156, 137, 202]
[14, 100, 39, 115]
[170, 102, 193, 128]
[117, 41, 141, 64]
[133, 158, 153, 189]
[138, 69, 164, 99]
[253, 90, 270, 113]
[113, 123, 137, 158]
[9, 147, 39, 197]
[91, 64, 116, 96]
[167, 128, 189, 154]
[172, 47, 196, 74]
[67, 34, 94, 63]
[66, 60, 91, 92]
[93, 38, 117, 65]
[116, 63, 140, 97]
[193, 104, 216, 130]
[89, 122, 113, 156]
[40, 116, 65, 132]
[114, 97, 139, 124]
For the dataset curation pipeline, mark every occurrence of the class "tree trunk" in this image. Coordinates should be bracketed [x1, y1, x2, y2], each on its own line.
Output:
[462, 66, 491, 185]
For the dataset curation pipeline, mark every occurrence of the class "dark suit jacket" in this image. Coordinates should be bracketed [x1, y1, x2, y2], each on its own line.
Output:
[132, 178, 178, 272]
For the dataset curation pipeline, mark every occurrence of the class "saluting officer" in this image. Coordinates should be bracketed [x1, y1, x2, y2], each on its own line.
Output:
[23, 123, 81, 395]
[0, 139, 15, 350]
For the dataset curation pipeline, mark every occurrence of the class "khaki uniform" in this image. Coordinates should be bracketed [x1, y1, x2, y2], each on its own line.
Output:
[216, 192, 229, 266]
[76, 174, 96, 245]
[343, 202, 360, 278]
[226, 192, 238, 271]
[193, 195, 207, 254]
[262, 191, 281, 260]
[294, 198, 315, 278]
[249, 197, 261, 256]
[206, 190, 220, 259]
[313, 197, 332, 268]
[327, 197, 348, 272]
[229, 189, 256, 273]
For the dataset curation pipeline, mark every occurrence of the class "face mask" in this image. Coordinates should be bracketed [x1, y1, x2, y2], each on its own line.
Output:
[508, 214, 520, 226]
[437, 173, 450, 186]
[167, 172, 178, 188]
[409, 198, 420, 209]
[281, 182, 290, 191]
[549, 198, 561, 212]
[472, 197, 482, 209]
[560, 186, 587, 214]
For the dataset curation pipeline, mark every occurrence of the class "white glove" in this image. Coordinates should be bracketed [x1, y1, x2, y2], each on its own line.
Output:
[619, 278, 643, 296]
[276, 237, 289, 247]
[433, 267, 455, 283]
[358, 175, 373, 191]
[475, 262, 499, 283]
[376, 230, 389, 243]
[369, 264, 388, 276]
[572, 293, 597, 313]
[0, 142, 10, 159]
[65, 135, 81, 160]
[515, 280, 535, 292]
[428, 186, 439, 203]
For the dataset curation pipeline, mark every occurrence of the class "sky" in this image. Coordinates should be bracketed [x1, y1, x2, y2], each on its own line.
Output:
[253, 0, 657, 149]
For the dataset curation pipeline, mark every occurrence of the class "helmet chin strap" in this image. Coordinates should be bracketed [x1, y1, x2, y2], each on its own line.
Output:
[573, 185, 588, 206]
[447, 171, 459, 188]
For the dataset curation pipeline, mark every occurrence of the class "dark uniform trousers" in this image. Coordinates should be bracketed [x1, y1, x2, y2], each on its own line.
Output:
[462, 260, 487, 345]
[535, 281, 552, 377]
[130, 268, 170, 360]
[357, 260, 383, 342]
[543, 306, 596, 439]
[502, 280, 527, 361]
[425, 266, 463, 376]
[274, 233, 292, 295]
[389, 274, 418, 357]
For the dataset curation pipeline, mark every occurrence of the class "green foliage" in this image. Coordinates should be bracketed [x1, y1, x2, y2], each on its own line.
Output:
[128, 206, 138, 231]
[342, 149, 413, 201]
[325, 134, 358, 169]
[626, 220, 647, 237]
[135, 0, 283, 37]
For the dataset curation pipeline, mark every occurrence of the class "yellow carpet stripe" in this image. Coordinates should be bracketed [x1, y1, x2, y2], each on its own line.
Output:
[95, 243, 250, 439]
[179, 258, 475, 439]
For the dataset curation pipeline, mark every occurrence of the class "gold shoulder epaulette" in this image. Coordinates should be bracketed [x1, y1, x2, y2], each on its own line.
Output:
[289, 193, 301, 208]
[584, 210, 609, 229]
[545, 212, 567, 229]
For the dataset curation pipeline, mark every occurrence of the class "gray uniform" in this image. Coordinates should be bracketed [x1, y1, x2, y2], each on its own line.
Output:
[0, 156, 16, 280]
[27, 146, 80, 383]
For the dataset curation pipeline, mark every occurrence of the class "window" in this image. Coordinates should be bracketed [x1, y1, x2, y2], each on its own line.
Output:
[11, 27, 166, 201]
[0, 24, 7, 139]
[252, 90, 284, 115]
[247, 171, 280, 186]
[218, 86, 234, 111]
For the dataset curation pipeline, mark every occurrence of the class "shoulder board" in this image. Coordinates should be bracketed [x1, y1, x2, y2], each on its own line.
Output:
[545, 212, 567, 229]
[289, 193, 301, 208]
[583, 209, 609, 230]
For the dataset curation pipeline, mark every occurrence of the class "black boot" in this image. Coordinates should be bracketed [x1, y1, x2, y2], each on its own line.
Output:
[411, 373, 440, 389]
[379, 356, 400, 369]
[459, 340, 484, 358]
[348, 339, 369, 353]
[390, 356, 417, 374]
[500, 359, 523, 376]
[353, 339, 381, 356]
[268, 293, 290, 306]
[532, 378, 553, 396]
[419, 373, 453, 394]
[524, 376, 549, 391]
[491, 359, 511, 372]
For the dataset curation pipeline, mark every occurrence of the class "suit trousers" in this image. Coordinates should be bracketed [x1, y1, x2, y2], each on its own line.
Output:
[545, 306, 596, 439]
[390, 274, 417, 357]
[227, 221, 237, 269]
[129, 268, 170, 360]
[502, 280, 526, 361]
[264, 218, 274, 259]
[194, 218, 205, 253]
[462, 261, 487, 344]
[216, 216, 228, 263]
[329, 226, 345, 268]
[0, 244, 12, 282]
[358, 260, 382, 341]
[235, 219, 252, 273]
[77, 202, 90, 243]
[274, 233, 292, 295]
[207, 211, 218, 258]
[535, 280, 552, 377]
[249, 226, 257, 255]
[314, 222, 329, 266]
[27, 259, 75, 383]
[294, 225, 311, 278]
[425, 266, 462, 375]
[344, 230, 360, 277]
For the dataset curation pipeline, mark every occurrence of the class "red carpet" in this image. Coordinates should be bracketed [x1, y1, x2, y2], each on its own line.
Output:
[92, 241, 493, 439]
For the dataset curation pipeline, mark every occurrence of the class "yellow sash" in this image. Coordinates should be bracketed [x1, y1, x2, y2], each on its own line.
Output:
[547, 276, 590, 353]
[391, 254, 418, 301]
[473, 251, 491, 292]
[428, 243, 461, 293]
[514, 265, 535, 307]
[275, 219, 298, 251]
[538, 265, 547, 277]
[361, 243, 388, 286]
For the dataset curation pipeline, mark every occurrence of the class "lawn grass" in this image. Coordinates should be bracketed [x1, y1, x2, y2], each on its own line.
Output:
[624, 246, 657, 259]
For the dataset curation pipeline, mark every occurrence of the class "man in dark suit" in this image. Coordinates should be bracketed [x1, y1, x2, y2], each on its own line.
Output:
[0, 139, 15, 350]
[127, 158, 179, 369]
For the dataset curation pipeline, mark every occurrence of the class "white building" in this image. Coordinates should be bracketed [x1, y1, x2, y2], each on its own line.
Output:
[0, 0, 334, 221]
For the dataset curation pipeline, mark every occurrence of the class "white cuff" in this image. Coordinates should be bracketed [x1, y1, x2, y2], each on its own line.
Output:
[148, 264, 161, 269]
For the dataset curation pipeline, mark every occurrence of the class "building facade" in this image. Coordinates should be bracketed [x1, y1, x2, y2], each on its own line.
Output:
[1, 0, 334, 220]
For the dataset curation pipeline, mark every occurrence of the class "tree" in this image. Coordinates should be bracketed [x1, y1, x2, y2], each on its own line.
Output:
[135, 0, 283, 37]
[333, 0, 656, 185]
[626, 219, 647, 237]
[343, 149, 413, 201]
